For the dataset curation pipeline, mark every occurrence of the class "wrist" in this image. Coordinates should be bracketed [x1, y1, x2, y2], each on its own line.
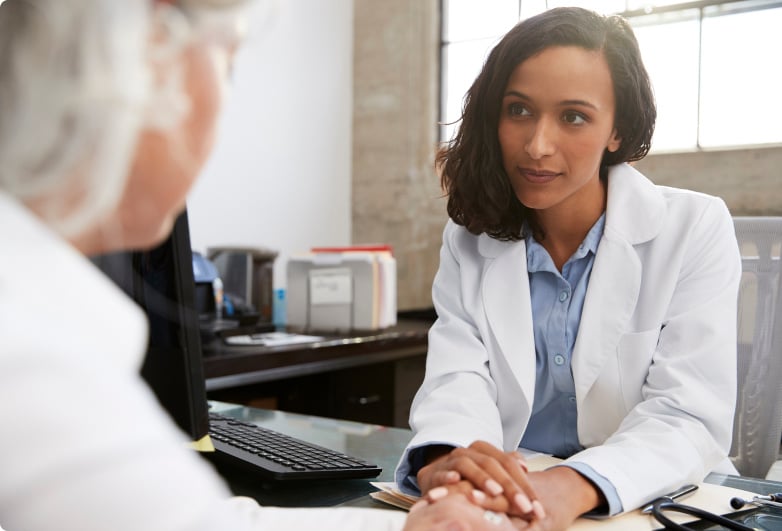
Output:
[416, 445, 456, 494]
[533, 467, 602, 516]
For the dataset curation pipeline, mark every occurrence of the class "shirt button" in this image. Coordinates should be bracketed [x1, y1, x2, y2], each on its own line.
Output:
[553, 354, 565, 366]
[559, 291, 569, 302]
[569, 396, 577, 403]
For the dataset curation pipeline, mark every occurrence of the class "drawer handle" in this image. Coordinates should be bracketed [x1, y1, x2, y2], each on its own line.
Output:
[352, 394, 381, 405]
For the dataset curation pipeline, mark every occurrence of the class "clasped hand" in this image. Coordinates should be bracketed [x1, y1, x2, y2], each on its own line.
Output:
[415, 441, 604, 531]
[402, 493, 518, 531]
[417, 441, 546, 522]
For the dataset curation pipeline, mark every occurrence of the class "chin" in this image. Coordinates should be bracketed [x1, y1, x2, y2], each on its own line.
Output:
[126, 217, 176, 252]
[147, 221, 177, 250]
[514, 194, 546, 211]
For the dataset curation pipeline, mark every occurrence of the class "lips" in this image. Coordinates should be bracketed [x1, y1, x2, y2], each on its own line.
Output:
[518, 167, 561, 184]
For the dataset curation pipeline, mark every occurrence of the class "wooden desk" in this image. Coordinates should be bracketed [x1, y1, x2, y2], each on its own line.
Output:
[202, 319, 431, 427]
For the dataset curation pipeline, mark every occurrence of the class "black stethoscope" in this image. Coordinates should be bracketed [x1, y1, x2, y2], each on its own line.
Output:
[650, 493, 782, 530]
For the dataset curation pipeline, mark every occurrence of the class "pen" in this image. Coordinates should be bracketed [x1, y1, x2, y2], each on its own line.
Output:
[641, 484, 699, 514]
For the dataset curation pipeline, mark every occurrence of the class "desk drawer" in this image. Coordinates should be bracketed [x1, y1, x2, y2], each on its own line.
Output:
[207, 353, 427, 428]
[332, 363, 394, 426]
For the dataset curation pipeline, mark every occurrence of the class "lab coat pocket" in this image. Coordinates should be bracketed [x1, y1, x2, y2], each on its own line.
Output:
[617, 329, 659, 411]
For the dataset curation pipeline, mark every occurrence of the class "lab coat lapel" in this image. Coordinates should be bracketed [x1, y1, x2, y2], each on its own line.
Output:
[571, 237, 641, 399]
[572, 163, 664, 400]
[480, 235, 537, 408]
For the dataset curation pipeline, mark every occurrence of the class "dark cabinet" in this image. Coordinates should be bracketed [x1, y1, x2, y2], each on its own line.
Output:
[208, 355, 426, 428]
[203, 318, 432, 427]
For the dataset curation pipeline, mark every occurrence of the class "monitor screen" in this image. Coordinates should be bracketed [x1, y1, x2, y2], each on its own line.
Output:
[91, 209, 209, 442]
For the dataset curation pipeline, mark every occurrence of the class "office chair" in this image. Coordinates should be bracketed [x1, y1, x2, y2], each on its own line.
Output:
[729, 216, 782, 480]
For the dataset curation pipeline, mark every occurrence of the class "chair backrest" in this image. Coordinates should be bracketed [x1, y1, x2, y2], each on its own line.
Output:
[729, 216, 782, 478]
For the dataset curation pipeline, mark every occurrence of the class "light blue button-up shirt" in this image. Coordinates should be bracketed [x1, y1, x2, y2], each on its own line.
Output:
[520, 213, 621, 515]
[401, 215, 621, 514]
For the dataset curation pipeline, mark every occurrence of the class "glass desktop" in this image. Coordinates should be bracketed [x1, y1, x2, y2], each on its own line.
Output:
[207, 401, 782, 518]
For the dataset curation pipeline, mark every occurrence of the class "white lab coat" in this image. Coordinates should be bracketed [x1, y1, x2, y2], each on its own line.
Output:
[0, 191, 406, 531]
[396, 163, 742, 513]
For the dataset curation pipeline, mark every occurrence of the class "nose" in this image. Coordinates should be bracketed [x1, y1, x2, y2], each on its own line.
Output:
[524, 118, 557, 160]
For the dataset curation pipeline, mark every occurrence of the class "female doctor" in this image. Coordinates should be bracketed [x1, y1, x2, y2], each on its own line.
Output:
[0, 1, 515, 530]
[395, 6, 742, 530]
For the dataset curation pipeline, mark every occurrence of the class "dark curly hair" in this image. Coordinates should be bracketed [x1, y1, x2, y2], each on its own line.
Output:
[439, 7, 656, 241]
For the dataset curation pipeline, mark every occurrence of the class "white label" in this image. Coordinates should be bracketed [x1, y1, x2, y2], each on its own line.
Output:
[309, 268, 352, 305]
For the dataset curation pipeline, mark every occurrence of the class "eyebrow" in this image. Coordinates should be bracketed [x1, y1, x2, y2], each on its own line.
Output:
[503, 90, 599, 111]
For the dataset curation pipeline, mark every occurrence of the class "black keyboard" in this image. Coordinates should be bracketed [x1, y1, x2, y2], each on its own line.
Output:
[207, 413, 382, 481]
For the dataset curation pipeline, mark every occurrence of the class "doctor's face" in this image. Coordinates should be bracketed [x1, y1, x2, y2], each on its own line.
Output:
[498, 45, 621, 217]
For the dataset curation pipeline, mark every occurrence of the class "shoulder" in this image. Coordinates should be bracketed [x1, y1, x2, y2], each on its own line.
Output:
[441, 218, 522, 261]
[657, 186, 737, 263]
[657, 184, 731, 221]
[0, 192, 147, 371]
[653, 182, 734, 248]
[441, 218, 479, 254]
[443, 218, 475, 240]
[606, 164, 732, 244]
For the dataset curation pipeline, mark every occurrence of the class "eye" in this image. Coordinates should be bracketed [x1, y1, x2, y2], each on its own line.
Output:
[562, 111, 587, 125]
[507, 102, 531, 118]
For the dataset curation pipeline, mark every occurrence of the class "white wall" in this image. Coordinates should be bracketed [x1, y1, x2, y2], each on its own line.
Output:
[187, 0, 354, 289]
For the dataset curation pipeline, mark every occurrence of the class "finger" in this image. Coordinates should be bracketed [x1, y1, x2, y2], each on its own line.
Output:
[469, 442, 530, 479]
[445, 487, 512, 514]
[409, 499, 429, 513]
[446, 447, 506, 495]
[421, 467, 460, 491]
[483, 458, 544, 517]
[436, 469, 461, 485]
[422, 444, 506, 494]
[465, 442, 538, 516]
[480, 491, 544, 520]
[418, 461, 460, 493]
[530, 499, 546, 520]
[451, 446, 533, 514]
[430, 522, 467, 531]
[512, 451, 529, 473]
[420, 469, 461, 495]
[427, 444, 536, 517]
[477, 493, 512, 513]
[509, 515, 532, 530]
[424, 481, 475, 503]
[515, 518, 542, 531]
[427, 486, 449, 502]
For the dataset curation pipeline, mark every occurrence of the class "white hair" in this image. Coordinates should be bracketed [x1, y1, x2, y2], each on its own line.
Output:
[0, 0, 249, 238]
[0, 0, 152, 236]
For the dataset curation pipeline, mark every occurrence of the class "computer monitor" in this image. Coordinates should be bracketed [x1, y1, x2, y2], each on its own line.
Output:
[207, 246, 277, 323]
[91, 209, 209, 442]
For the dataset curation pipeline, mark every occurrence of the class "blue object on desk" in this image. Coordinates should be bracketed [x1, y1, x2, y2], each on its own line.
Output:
[192, 251, 219, 283]
[273, 288, 286, 328]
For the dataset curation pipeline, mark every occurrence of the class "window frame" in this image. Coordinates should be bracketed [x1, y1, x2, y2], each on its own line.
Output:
[439, 0, 782, 153]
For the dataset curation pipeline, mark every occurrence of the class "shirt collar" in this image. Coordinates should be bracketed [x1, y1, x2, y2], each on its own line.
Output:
[525, 213, 606, 274]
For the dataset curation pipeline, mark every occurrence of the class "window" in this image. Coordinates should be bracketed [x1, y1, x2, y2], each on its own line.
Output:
[441, 0, 782, 152]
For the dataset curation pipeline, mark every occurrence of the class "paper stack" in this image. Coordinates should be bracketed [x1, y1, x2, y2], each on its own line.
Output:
[286, 245, 396, 331]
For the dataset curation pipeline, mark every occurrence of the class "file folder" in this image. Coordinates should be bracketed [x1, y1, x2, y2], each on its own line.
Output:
[286, 247, 396, 331]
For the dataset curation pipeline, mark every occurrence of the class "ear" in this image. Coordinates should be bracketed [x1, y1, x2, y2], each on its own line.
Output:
[606, 129, 621, 153]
